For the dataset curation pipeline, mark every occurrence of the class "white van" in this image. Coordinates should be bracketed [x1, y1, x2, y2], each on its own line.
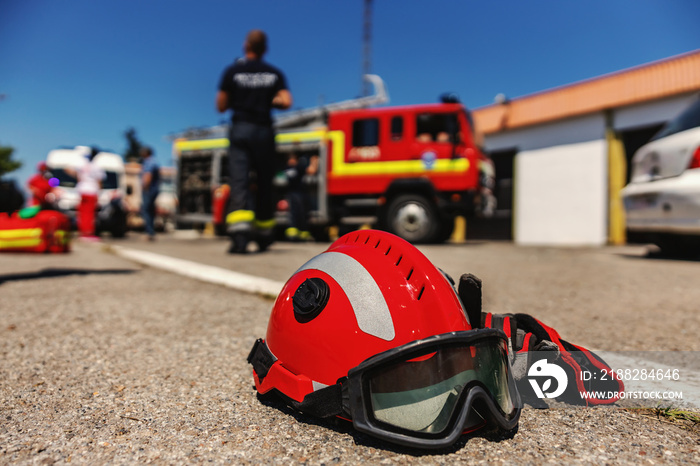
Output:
[46, 146, 128, 236]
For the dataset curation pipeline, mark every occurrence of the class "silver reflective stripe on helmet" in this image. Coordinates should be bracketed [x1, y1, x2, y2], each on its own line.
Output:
[296, 251, 396, 341]
[312, 380, 328, 391]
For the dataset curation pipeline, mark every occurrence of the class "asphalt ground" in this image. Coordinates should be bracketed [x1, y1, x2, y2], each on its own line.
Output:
[1, 232, 700, 464]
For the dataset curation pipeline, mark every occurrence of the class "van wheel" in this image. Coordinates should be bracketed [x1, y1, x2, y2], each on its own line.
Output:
[656, 234, 700, 258]
[385, 194, 439, 243]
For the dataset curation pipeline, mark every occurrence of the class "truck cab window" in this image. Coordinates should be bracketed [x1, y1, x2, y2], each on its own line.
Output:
[352, 118, 380, 147]
[390, 116, 403, 141]
[416, 113, 458, 143]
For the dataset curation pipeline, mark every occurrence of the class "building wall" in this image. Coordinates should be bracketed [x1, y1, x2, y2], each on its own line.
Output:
[478, 92, 699, 246]
[484, 113, 606, 152]
[514, 140, 607, 246]
[483, 114, 607, 246]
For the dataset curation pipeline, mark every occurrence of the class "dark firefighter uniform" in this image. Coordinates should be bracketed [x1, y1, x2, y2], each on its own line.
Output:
[218, 57, 289, 249]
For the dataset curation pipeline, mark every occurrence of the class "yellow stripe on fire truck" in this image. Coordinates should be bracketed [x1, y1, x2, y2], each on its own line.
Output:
[325, 131, 469, 176]
[174, 130, 469, 176]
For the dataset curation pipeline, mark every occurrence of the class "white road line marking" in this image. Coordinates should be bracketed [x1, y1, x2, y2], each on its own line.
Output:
[602, 352, 700, 410]
[110, 246, 284, 298]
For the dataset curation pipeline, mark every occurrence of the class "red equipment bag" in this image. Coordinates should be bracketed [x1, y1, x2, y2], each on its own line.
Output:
[0, 209, 71, 253]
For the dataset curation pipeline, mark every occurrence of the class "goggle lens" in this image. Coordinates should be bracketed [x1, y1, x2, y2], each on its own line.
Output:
[367, 340, 515, 434]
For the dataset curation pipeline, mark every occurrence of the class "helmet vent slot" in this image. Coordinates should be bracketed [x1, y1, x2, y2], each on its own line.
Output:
[385, 245, 392, 255]
[406, 268, 414, 280]
[395, 255, 403, 266]
[417, 286, 425, 300]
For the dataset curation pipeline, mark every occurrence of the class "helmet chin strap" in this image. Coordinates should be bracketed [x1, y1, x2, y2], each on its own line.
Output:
[248, 339, 347, 418]
[247, 338, 277, 381]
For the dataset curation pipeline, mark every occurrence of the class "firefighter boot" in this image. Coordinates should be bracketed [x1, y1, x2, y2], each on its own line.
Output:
[228, 232, 250, 254]
[254, 219, 276, 253]
[226, 210, 254, 254]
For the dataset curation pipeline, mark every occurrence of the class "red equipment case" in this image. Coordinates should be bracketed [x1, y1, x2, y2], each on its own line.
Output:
[0, 210, 71, 253]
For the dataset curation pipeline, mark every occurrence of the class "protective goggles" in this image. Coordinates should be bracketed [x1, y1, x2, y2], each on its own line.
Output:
[248, 328, 521, 449]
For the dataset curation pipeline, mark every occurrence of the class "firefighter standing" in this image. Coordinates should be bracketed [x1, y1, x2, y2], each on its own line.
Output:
[140, 146, 160, 241]
[284, 152, 318, 241]
[216, 29, 292, 254]
[76, 149, 105, 240]
[27, 162, 54, 209]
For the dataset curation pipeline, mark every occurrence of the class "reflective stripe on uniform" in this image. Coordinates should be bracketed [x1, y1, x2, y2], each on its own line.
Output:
[226, 210, 255, 225]
[254, 218, 276, 231]
[296, 251, 395, 341]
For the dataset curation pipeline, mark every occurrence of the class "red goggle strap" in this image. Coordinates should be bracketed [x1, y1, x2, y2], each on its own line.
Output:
[483, 312, 624, 406]
[511, 314, 624, 404]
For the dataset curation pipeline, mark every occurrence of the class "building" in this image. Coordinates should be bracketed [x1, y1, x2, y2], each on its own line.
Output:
[471, 49, 700, 246]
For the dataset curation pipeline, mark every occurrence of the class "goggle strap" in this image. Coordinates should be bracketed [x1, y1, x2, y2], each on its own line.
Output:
[247, 338, 277, 381]
[457, 274, 483, 329]
[287, 382, 345, 419]
[485, 313, 518, 353]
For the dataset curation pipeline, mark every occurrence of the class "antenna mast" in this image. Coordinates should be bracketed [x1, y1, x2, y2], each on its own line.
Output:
[362, 0, 373, 97]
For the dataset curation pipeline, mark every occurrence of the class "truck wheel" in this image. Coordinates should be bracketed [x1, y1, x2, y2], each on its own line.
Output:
[385, 194, 439, 243]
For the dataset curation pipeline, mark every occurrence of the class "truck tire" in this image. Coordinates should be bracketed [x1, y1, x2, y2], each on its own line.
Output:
[385, 194, 439, 243]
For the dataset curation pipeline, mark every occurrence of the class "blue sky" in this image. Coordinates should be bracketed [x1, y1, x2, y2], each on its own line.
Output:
[1, 0, 699, 194]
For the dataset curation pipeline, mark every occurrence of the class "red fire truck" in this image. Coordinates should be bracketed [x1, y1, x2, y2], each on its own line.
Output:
[172, 76, 493, 243]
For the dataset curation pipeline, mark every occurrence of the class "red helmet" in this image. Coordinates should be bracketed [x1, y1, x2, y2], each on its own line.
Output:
[248, 230, 520, 448]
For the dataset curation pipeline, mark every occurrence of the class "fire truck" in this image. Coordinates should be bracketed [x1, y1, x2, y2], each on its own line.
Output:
[172, 75, 493, 243]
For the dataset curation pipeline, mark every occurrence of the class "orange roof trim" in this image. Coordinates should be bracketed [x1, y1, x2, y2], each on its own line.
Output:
[473, 49, 700, 134]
